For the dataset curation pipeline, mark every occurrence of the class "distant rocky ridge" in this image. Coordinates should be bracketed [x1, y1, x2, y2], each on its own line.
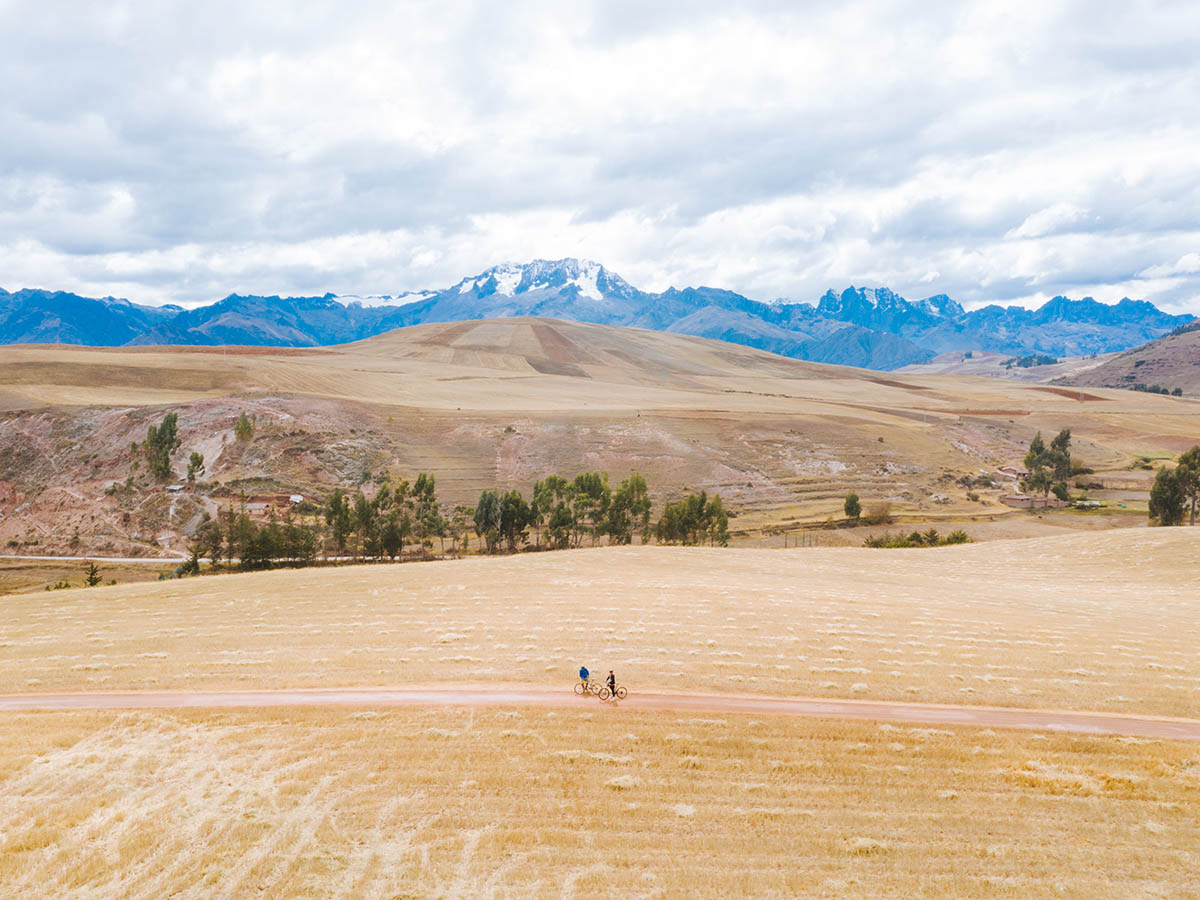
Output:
[0, 259, 1192, 370]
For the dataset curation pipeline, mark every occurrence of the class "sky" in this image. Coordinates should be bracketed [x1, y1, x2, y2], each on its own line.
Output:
[1, 0, 1198, 312]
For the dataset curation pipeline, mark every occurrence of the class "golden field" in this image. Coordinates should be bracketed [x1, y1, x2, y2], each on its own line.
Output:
[2, 531, 1197, 716]
[1, 706, 1197, 900]
[1, 531, 1199, 896]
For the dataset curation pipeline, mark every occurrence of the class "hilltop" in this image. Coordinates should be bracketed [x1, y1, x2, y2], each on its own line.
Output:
[1, 259, 1191, 369]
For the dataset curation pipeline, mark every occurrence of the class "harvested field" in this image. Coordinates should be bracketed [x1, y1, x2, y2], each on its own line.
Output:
[2, 530, 1197, 717]
[0, 707, 1197, 899]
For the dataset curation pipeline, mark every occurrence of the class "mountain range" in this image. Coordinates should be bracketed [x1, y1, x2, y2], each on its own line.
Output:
[1, 259, 1192, 370]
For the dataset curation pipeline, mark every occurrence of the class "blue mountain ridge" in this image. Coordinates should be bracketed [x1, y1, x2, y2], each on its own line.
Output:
[0, 259, 1192, 370]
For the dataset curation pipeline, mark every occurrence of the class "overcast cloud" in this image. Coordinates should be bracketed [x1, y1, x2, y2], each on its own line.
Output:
[1, 0, 1198, 311]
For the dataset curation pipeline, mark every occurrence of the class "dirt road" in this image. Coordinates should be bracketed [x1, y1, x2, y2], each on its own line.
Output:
[2, 686, 1198, 741]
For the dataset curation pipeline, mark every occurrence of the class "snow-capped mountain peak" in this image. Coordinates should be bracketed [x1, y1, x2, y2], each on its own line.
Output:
[457, 258, 635, 303]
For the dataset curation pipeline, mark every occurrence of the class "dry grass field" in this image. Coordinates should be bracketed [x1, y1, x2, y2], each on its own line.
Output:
[2, 530, 1197, 716]
[1, 706, 1197, 900]
[2, 531, 1198, 897]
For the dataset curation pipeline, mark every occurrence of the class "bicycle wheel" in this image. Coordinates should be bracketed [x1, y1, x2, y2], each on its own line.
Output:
[589, 681, 603, 695]
[598, 687, 611, 701]
[615, 686, 628, 700]
[573, 682, 585, 695]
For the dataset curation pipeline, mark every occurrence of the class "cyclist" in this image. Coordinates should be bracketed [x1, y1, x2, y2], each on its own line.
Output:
[607, 669, 617, 699]
[579, 665, 590, 690]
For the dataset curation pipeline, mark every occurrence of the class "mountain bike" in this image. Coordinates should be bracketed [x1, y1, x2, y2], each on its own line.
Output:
[574, 679, 602, 696]
[598, 684, 628, 701]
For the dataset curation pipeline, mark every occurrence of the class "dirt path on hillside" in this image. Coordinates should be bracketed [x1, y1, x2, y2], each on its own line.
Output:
[2, 686, 1198, 741]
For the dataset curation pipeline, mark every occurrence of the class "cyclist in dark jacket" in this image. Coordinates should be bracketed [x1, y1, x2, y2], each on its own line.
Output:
[607, 669, 617, 697]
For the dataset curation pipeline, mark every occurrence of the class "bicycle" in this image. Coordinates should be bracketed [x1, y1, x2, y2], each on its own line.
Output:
[574, 680, 603, 696]
[598, 684, 628, 701]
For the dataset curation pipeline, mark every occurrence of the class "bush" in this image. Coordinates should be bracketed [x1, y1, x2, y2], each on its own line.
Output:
[863, 529, 971, 548]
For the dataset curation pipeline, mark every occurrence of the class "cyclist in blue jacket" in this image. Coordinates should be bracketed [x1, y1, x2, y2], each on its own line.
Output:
[579, 665, 590, 689]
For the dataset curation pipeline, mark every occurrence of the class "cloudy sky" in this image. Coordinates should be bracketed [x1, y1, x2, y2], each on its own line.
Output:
[1, 0, 1198, 311]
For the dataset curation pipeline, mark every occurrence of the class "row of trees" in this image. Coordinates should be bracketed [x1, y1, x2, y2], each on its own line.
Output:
[1149, 446, 1200, 526]
[653, 490, 729, 546]
[472, 472, 657, 553]
[181, 470, 729, 571]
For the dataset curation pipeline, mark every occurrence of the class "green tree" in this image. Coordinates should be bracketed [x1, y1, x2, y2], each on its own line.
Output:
[654, 490, 730, 546]
[355, 491, 380, 559]
[844, 492, 861, 521]
[83, 561, 102, 587]
[1177, 445, 1200, 525]
[1149, 466, 1185, 526]
[474, 490, 502, 553]
[571, 472, 611, 546]
[499, 489, 532, 553]
[706, 494, 729, 547]
[141, 412, 181, 481]
[195, 516, 224, 568]
[186, 451, 205, 483]
[380, 510, 410, 560]
[1024, 429, 1071, 498]
[234, 412, 254, 442]
[1048, 428, 1072, 482]
[607, 472, 652, 544]
[225, 512, 256, 564]
[411, 472, 446, 554]
[533, 475, 574, 549]
[324, 489, 353, 558]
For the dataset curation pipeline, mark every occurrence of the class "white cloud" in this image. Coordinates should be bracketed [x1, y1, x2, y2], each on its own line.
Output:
[0, 0, 1198, 313]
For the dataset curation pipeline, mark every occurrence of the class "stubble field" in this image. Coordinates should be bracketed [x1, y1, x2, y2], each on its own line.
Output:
[1, 706, 1197, 899]
[3, 530, 1198, 717]
[2, 494, 1198, 896]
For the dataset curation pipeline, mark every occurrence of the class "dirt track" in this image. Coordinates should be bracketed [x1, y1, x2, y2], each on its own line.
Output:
[3, 686, 1198, 741]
